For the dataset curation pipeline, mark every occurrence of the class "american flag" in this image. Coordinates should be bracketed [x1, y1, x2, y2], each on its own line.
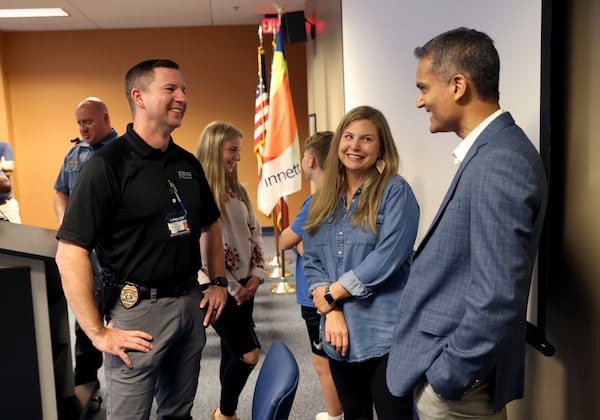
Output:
[254, 46, 269, 180]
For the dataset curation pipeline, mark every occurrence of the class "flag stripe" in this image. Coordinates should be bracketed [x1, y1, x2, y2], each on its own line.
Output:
[254, 47, 269, 179]
[263, 72, 297, 161]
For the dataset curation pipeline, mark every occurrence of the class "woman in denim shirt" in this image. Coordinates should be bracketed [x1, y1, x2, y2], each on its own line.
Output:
[303, 106, 419, 420]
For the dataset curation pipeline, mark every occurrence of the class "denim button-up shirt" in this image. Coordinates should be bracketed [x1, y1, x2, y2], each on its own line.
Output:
[303, 175, 419, 362]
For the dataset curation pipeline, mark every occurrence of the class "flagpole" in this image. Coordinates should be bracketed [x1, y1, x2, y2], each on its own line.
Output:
[265, 212, 290, 276]
[269, 198, 296, 294]
[264, 211, 290, 268]
[257, 24, 290, 270]
[267, 10, 295, 293]
[257, 7, 300, 294]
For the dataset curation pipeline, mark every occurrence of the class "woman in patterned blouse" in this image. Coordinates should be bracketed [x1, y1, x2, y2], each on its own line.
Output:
[196, 121, 266, 420]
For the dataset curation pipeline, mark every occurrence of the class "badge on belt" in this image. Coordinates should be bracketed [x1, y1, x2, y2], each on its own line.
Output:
[120, 283, 139, 309]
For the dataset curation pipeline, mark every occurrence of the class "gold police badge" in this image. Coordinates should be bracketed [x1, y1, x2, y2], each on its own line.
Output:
[120, 284, 139, 309]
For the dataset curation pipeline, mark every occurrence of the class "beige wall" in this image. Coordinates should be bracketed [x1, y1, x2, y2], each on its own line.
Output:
[304, 0, 345, 133]
[306, 0, 600, 419]
[303, 0, 345, 194]
[0, 25, 310, 229]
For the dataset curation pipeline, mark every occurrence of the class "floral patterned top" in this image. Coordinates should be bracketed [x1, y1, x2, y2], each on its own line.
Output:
[198, 186, 265, 295]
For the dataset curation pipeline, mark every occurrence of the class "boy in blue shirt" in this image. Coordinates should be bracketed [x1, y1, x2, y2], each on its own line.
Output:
[280, 131, 342, 420]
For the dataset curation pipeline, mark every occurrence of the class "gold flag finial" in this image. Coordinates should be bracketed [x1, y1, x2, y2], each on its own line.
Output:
[272, 3, 286, 20]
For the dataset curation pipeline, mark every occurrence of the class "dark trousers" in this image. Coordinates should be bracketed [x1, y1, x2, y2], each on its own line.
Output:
[74, 251, 104, 385]
[74, 322, 103, 385]
[212, 280, 260, 416]
[329, 353, 413, 420]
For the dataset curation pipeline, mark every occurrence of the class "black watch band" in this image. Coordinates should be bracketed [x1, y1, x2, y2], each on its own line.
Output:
[210, 276, 228, 287]
[324, 285, 336, 304]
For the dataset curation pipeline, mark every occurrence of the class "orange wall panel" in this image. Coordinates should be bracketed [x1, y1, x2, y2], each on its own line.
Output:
[1, 26, 310, 230]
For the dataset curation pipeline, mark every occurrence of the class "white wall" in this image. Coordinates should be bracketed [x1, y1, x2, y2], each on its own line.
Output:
[304, 0, 344, 134]
[341, 0, 542, 244]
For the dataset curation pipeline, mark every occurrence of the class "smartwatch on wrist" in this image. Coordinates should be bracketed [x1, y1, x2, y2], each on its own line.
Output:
[324, 285, 336, 305]
[210, 276, 228, 287]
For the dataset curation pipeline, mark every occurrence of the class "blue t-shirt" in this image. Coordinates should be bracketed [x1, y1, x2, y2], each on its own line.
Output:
[303, 175, 420, 362]
[290, 195, 313, 307]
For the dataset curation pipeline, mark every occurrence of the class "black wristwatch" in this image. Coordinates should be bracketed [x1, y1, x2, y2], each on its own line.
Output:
[210, 276, 228, 287]
[324, 285, 336, 305]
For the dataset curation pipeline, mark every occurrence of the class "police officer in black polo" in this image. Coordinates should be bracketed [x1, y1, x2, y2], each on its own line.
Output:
[56, 59, 228, 420]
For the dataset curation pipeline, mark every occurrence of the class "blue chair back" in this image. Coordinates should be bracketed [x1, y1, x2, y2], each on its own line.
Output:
[252, 341, 299, 420]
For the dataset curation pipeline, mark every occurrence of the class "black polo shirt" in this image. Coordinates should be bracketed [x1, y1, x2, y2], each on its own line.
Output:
[57, 123, 220, 288]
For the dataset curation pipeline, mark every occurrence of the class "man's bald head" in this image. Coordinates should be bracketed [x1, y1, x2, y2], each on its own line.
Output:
[75, 97, 112, 146]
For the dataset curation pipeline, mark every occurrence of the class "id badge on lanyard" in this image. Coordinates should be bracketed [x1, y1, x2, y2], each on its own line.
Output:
[166, 179, 191, 237]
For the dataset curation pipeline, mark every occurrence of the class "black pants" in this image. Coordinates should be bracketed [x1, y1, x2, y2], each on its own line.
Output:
[74, 251, 104, 385]
[212, 279, 260, 416]
[74, 322, 103, 385]
[329, 353, 413, 420]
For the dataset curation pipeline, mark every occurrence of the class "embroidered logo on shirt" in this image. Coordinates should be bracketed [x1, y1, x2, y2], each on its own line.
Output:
[178, 170, 192, 180]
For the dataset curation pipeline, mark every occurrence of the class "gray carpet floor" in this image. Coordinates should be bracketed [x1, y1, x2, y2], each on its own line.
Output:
[76, 243, 327, 420]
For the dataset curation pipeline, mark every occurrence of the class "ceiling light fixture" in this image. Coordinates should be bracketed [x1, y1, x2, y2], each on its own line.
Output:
[0, 8, 69, 19]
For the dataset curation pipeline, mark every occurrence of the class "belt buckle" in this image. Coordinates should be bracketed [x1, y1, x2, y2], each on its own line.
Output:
[120, 283, 139, 309]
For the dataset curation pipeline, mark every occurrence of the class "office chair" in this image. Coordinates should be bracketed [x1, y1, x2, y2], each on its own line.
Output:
[252, 341, 300, 420]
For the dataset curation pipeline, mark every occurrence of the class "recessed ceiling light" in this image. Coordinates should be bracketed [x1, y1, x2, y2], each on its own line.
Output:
[0, 8, 69, 19]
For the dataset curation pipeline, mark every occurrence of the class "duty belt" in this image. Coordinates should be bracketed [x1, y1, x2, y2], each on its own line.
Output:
[118, 278, 198, 309]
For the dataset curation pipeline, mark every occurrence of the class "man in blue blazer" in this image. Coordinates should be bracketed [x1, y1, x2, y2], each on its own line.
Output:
[386, 27, 548, 419]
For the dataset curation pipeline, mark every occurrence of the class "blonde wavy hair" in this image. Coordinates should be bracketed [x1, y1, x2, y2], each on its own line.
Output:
[304, 106, 400, 235]
[195, 121, 253, 224]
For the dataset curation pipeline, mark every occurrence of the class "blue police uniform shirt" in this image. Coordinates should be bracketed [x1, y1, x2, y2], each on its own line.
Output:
[0, 141, 15, 201]
[303, 175, 419, 362]
[54, 129, 118, 194]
